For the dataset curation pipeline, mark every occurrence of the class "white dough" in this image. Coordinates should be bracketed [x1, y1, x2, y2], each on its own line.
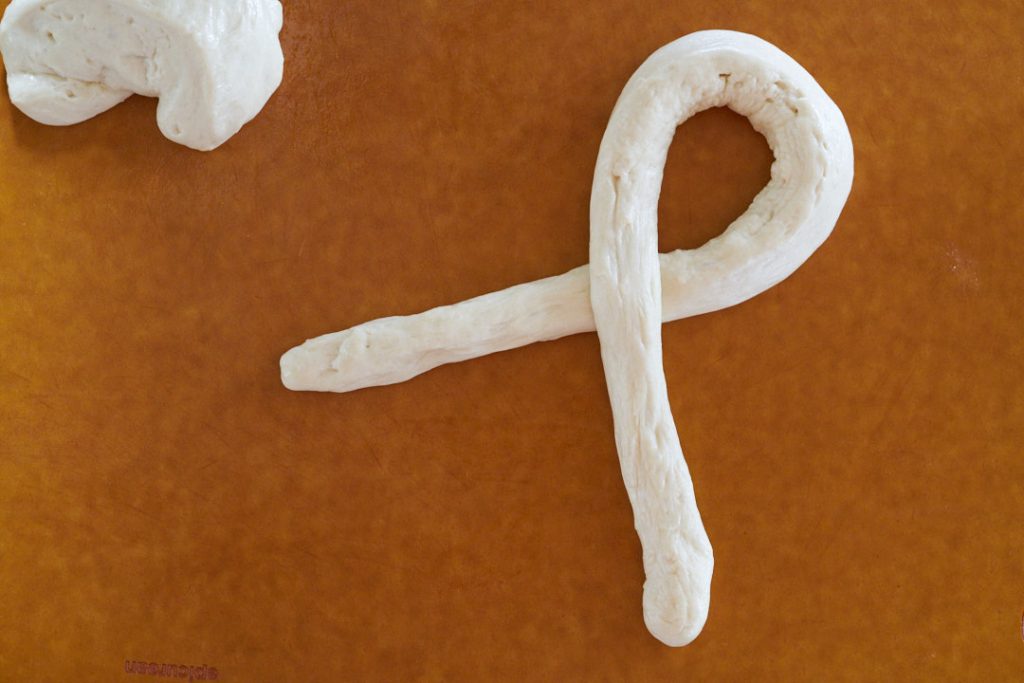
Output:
[281, 31, 854, 645]
[0, 0, 284, 150]
[589, 30, 854, 646]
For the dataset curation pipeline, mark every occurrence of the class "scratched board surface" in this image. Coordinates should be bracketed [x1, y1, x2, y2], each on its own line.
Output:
[1, 1, 1022, 680]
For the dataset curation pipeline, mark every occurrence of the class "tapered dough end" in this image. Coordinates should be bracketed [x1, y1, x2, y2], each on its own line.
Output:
[643, 590, 711, 647]
[279, 345, 309, 392]
[280, 340, 335, 392]
[280, 327, 388, 393]
[641, 544, 714, 646]
[645, 608, 708, 648]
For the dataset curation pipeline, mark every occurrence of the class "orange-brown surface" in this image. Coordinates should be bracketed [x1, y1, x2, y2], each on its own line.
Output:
[2, 1, 1022, 680]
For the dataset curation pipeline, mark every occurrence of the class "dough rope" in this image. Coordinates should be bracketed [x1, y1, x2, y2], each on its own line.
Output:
[281, 30, 854, 645]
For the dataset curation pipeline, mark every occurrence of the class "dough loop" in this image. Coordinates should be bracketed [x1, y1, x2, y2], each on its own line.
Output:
[281, 30, 854, 646]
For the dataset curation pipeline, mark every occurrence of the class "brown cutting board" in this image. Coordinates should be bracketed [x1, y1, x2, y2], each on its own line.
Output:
[2, 1, 1022, 680]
